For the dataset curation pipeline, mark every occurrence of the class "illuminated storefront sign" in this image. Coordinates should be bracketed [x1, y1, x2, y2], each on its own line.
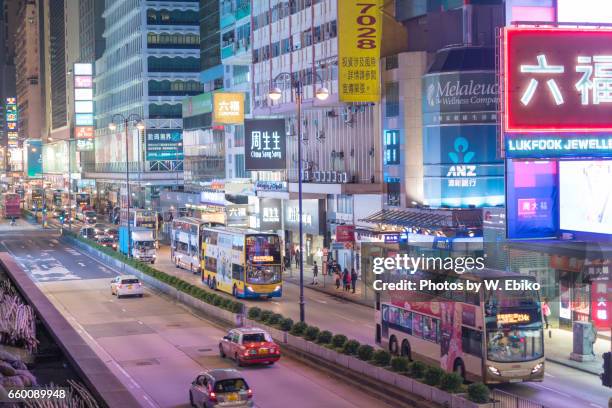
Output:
[145, 129, 183, 161]
[226, 204, 248, 227]
[244, 119, 286, 170]
[338, 0, 382, 103]
[503, 27, 612, 133]
[505, 135, 612, 158]
[213, 92, 244, 124]
[252, 255, 274, 263]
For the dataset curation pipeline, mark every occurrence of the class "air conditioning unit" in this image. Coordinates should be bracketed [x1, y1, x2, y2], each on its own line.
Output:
[314, 171, 321, 182]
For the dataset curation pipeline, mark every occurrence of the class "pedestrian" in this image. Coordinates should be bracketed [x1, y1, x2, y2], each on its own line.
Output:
[342, 267, 350, 291]
[351, 268, 357, 293]
[334, 266, 341, 290]
[295, 248, 301, 269]
[542, 297, 551, 329]
[312, 261, 318, 285]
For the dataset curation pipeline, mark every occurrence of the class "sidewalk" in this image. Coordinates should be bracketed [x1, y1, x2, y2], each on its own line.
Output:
[543, 327, 610, 375]
[283, 264, 375, 308]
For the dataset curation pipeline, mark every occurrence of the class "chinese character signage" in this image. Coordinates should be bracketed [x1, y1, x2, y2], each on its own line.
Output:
[73, 63, 94, 151]
[244, 119, 286, 170]
[226, 204, 249, 227]
[283, 199, 325, 235]
[145, 129, 183, 161]
[338, 0, 382, 103]
[5, 97, 18, 147]
[213, 92, 244, 124]
[335, 225, 355, 243]
[503, 27, 612, 133]
[259, 198, 282, 231]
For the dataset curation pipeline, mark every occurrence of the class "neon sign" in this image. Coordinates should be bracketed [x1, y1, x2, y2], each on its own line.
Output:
[505, 135, 612, 158]
[503, 27, 612, 133]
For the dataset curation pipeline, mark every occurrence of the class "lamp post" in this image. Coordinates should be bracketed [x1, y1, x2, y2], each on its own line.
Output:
[268, 72, 329, 323]
[108, 114, 145, 258]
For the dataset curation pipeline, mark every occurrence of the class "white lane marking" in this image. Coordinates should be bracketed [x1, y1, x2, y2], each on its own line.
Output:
[121, 308, 126, 312]
[333, 313, 356, 323]
[77, 262, 86, 267]
[531, 383, 572, 398]
[142, 394, 157, 408]
[271, 301, 281, 305]
[590, 404, 603, 408]
[314, 299, 327, 304]
[544, 372, 554, 378]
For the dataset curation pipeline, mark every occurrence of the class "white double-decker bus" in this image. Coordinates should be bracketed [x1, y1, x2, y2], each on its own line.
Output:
[170, 217, 207, 274]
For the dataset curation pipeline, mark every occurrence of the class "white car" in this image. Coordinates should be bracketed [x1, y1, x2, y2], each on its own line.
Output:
[110, 275, 144, 298]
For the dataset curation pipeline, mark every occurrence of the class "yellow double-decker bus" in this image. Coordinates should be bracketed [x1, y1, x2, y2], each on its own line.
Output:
[201, 227, 282, 299]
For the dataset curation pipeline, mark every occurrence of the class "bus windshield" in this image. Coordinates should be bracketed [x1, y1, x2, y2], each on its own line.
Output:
[245, 235, 281, 264]
[484, 279, 543, 362]
[247, 265, 281, 285]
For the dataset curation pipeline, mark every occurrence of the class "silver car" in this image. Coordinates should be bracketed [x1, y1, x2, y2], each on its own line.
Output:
[189, 369, 253, 408]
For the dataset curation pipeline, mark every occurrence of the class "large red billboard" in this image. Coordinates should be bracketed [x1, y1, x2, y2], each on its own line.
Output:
[504, 27, 612, 133]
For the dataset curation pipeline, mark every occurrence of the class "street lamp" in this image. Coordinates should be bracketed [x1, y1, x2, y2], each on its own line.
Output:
[108, 113, 145, 258]
[267, 71, 329, 323]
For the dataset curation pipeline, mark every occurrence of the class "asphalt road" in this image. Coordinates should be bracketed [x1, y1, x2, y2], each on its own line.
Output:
[0, 224, 395, 408]
[12, 217, 612, 408]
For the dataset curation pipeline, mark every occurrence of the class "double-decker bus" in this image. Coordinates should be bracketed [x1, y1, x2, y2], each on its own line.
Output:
[75, 192, 91, 209]
[201, 227, 282, 299]
[29, 188, 43, 211]
[170, 217, 207, 274]
[1, 193, 21, 218]
[376, 268, 544, 384]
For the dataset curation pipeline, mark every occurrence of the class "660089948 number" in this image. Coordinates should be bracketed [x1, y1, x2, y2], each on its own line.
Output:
[3, 388, 68, 402]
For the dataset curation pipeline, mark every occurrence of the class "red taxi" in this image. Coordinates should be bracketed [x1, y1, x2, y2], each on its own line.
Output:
[219, 328, 280, 366]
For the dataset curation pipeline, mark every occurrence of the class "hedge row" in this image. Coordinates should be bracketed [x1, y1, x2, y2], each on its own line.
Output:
[64, 230, 244, 314]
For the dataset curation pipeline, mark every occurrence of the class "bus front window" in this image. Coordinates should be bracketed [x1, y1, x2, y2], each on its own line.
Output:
[247, 265, 281, 285]
[487, 326, 543, 362]
[485, 279, 543, 362]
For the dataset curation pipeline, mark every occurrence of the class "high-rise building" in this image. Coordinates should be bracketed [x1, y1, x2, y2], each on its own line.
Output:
[92, 0, 201, 210]
[0, 0, 18, 173]
[15, 0, 44, 143]
[79, 0, 105, 63]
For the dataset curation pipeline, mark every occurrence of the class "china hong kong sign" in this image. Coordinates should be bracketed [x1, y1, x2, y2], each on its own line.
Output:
[503, 27, 612, 133]
[244, 119, 286, 170]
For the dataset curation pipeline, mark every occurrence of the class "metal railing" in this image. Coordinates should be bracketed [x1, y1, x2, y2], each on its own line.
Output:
[491, 389, 547, 408]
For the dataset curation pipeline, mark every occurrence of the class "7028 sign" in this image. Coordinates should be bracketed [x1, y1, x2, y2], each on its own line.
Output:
[355, 3, 378, 49]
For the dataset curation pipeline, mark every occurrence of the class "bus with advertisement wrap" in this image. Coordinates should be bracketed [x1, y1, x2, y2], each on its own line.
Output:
[376, 269, 544, 384]
[201, 227, 282, 299]
[1, 193, 21, 218]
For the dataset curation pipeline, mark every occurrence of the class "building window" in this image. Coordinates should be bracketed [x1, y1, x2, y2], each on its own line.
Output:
[337, 195, 353, 214]
[385, 55, 399, 70]
[386, 179, 401, 207]
[235, 154, 246, 178]
[385, 82, 399, 117]
[384, 130, 400, 165]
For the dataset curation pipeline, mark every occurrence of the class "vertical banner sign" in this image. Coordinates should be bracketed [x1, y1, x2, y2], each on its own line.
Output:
[5, 98, 19, 148]
[26, 139, 43, 179]
[338, 0, 382, 103]
[244, 119, 286, 170]
[73, 63, 94, 151]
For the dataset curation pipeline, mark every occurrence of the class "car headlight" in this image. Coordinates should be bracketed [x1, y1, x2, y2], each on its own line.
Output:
[488, 366, 501, 376]
[274, 286, 281, 292]
[246, 286, 254, 292]
[531, 363, 543, 374]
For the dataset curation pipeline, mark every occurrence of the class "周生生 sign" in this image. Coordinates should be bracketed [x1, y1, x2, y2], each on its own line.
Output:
[244, 119, 286, 170]
[338, 0, 382, 103]
[503, 27, 612, 133]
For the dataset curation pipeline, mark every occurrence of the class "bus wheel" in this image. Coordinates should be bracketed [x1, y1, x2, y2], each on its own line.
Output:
[389, 335, 399, 355]
[400, 339, 412, 361]
[453, 359, 466, 382]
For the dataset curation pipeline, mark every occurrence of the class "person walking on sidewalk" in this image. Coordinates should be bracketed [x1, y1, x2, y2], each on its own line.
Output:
[351, 268, 357, 293]
[542, 298, 551, 329]
[295, 249, 301, 269]
[345, 268, 352, 292]
[342, 267, 349, 291]
[312, 261, 319, 285]
[334, 266, 341, 290]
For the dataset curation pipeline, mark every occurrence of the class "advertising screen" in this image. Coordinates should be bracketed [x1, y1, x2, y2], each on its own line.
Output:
[503, 27, 612, 133]
[26, 140, 43, 179]
[145, 129, 183, 161]
[506, 160, 558, 239]
[557, 0, 612, 24]
[560, 160, 612, 235]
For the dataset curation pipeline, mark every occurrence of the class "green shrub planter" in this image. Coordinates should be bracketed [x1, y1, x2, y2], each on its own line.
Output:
[439, 372, 463, 393]
[390, 356, 410, 373]
[289, 321, 307, 336]
[304, 326, 320, 341]
[331, 334, 347, 349]
[408, 361, 426, 378]
[316, 330, 332, 345]
[357, 344, 374, 361]
[279, 317, 293, 332]
[372, 349, 391, 366]
[423, 366, 445, 386]
[467, 383, 490, 404]
[342, 339, 360, 355]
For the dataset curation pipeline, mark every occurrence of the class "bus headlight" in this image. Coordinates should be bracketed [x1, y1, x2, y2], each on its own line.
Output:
[487, 366, 501, 376]
[246, 286, 254, 292]
[531, 363, 543, 374]
[273, 286, 281, 292]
